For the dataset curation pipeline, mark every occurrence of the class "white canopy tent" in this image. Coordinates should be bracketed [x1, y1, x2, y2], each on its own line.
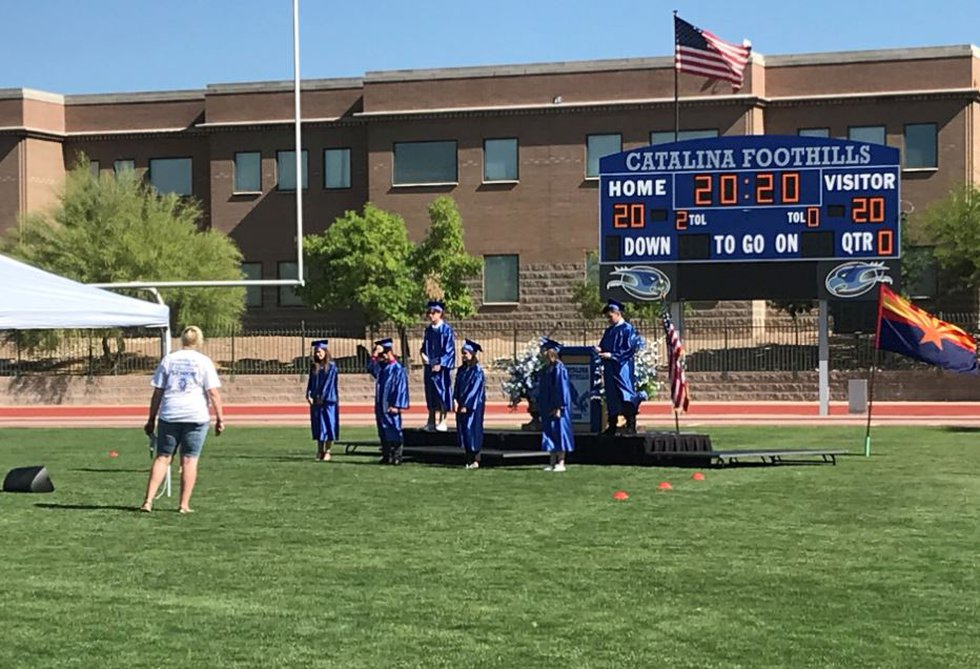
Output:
[0, 253, 170, 330]
[0, 252, 175, 497]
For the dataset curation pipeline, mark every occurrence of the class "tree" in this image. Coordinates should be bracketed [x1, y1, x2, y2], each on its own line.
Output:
[919, 184, 980, 296]
[302, 197, 481, 358]
[6, 158, 245, 334]
[410, 196, 482, 318]
[570, 250, 663, 322]
[301, 203, 418, 343]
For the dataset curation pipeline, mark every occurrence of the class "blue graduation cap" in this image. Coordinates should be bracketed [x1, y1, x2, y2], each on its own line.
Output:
[426, 300, 445, 313]
[311, 339, 329, 350]
[461, 339, 483, 353]
[540, 337, 563, 352]
[602, 299, 624, 314]
[374, 338, 394, 351]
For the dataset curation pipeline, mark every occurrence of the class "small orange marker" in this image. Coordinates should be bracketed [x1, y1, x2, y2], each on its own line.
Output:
[108, 450, 119, 458]
[658, 481, 673, 491]
[612, 490, 629, 501]
[691, 472, 705, 481]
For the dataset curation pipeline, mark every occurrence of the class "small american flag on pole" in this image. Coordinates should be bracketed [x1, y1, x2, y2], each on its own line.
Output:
[662, 311, 690, 413]
[674, 15, 752, 91]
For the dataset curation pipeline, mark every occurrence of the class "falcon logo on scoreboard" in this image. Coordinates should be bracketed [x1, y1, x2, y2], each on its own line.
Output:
[824, 261, 893, 298]
[605, 266, 671, 301]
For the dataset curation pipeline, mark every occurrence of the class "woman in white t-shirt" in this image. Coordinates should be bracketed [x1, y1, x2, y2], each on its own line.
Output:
[140, 326, 225, 514]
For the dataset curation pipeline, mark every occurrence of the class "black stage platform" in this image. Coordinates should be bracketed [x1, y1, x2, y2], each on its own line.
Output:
[340, 429, 847, 468]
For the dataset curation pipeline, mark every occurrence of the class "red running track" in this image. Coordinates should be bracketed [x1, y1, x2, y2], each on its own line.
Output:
[1, 402, 978, 428]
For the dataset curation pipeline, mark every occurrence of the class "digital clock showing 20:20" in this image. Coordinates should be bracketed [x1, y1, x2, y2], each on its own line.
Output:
[598, 136, 901, 265]
[674, 170, 820, 209]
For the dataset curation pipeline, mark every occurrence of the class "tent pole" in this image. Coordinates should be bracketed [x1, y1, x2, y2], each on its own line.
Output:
[145, 287, 172, 498]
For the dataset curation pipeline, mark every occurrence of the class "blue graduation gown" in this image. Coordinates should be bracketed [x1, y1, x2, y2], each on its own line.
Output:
[598, 319, 641, 414]
[368, 357, 409, 443]
[453, 363, 485, 453]
[538, 361, 575, 453]
[306, 361, 339, 441]
[421, 321, 455, 411]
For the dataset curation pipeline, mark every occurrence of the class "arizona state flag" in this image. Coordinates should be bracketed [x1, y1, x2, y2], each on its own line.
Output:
[876, 285, 978, 374]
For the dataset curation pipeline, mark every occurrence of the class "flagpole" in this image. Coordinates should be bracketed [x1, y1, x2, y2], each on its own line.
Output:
[865, 284, 886, 457]
[864, 352, 878, 457]
[673, 9, 679, 142]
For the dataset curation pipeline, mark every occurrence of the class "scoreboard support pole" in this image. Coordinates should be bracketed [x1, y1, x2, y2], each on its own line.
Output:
[818, 300, 830, 417]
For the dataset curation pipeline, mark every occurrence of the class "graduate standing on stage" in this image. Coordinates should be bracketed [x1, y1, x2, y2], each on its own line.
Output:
[453, 339, 486, 470]
[306, 339, 339, 461]
[538, 338, 575, 472]
[595, 299, 642, 436]
[420, 300, 455, 432]
[368, 338, 410, 465]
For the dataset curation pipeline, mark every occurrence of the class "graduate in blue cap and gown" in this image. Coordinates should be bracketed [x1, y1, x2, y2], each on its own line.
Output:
[596, 299, 642, 436]
[306, 339, 339, 461]
[538, 338, 574, 472]
[453, 339, 486, 470]
[368, 338, 410, 464]
[420, 300, 456, 432]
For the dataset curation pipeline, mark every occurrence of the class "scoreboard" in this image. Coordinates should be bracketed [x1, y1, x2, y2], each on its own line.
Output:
[598, 136, 901, 302]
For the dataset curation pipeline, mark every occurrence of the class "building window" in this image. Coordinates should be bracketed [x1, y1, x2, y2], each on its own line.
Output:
[650, 129, 718, 145]
[483, 255, 519, 304]
[276, 150, 308, 191]
[393, 141, 457, 186]
[324, 148, 351, 189]
[113, 159, 135, 175]
[149, 158, 193, 196]
[904, 123, 937, 169]
[234, 152, 262, 193]
[241, 262, 263, 308]
[88, 161, 100, 177]
[483, 138, 519, 182]
[277, 261, 305, 306]
[848, 126, 886, 145]
[586, 134, 622, 178]
[798, 128, 830, 138]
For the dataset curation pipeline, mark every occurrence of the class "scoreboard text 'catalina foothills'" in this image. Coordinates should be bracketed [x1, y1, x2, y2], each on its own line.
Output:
[598, 136, 901, 303]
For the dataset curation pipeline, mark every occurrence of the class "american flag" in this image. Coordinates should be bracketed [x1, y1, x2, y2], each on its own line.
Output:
[662, 311, 690, 413]
[674, 15, 752, 91]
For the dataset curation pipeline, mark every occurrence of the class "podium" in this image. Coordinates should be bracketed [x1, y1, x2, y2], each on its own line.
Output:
[558, 346, 603, 433]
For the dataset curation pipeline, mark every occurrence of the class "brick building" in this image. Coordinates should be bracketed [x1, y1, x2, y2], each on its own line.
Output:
[2, 44, 979, 326]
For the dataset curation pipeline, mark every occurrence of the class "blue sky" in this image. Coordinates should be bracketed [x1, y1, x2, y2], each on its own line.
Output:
[4, 0, 979, 94]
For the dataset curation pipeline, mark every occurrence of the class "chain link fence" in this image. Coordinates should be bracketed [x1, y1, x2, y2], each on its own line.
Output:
[2, 313, 977, 377]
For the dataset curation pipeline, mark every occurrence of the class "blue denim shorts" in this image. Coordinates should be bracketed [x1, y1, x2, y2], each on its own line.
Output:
[156, 420, 210, 458]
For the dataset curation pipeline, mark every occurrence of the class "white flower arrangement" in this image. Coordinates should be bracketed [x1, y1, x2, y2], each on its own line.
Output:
[633, 335, 660, 403]
[493, 339, 547, 407]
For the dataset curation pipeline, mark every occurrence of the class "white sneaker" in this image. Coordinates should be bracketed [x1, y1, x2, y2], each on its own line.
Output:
[553, 463, 566, 472]
[465, 462, 480, 470]
[543, 465, 554, 472]
[435, 421, 448, 432]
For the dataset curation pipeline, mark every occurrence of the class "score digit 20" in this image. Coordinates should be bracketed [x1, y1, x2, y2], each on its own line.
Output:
[851, 196, 885, 223]
[612, 203, 645, 228]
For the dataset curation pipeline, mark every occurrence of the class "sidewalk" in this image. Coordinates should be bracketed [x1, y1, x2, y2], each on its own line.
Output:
[1, 401, 978, 428]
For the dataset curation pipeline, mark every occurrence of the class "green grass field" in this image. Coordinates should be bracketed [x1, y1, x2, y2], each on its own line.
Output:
[0, 426, 978, 668]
